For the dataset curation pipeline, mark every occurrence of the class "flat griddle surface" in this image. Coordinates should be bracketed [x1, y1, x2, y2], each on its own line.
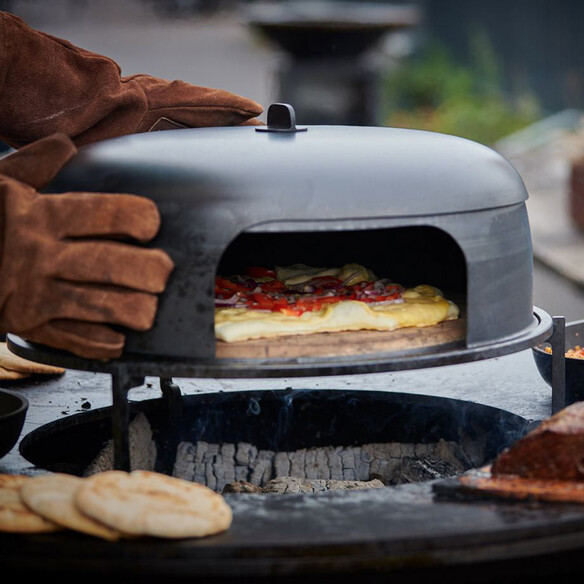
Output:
[3, 483, 584, 581]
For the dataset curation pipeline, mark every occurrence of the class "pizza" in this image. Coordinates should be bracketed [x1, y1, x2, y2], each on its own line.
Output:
[214, 263, 459, 343]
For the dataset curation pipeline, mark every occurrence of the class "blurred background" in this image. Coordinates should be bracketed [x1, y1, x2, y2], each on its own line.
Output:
[4, 0, 584, 322]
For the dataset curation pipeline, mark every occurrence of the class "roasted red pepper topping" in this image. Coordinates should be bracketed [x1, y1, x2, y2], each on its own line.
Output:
[244, 266, 277, 279]
[215, 269, 403, 314]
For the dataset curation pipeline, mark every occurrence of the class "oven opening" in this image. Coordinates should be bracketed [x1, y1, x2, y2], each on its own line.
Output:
[217, 226, 467, 299]
[213, 225, 467, 359]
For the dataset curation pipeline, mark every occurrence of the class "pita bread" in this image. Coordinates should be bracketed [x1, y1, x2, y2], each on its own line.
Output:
[75, 470, 232, 539]
[0, 343, 65, 377]
[20, 473, 122, 541]
[0, 474, 62, 533]
[0, 366, 30, 380]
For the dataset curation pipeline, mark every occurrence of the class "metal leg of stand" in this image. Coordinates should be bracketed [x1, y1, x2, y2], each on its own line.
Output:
[159, 377, 183, 475]
[550, 316, 566, 415]
[160, 377, 183, 424]
[111, 367, 145, 471]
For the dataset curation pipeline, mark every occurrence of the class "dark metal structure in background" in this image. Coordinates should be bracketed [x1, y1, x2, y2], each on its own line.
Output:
[251, 0, 584, 117]
[246, 1, 421, 125]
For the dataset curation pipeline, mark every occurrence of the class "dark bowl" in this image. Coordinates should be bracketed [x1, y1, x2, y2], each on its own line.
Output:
[532, 318, 584, 404]
[0, 389, 28, 458]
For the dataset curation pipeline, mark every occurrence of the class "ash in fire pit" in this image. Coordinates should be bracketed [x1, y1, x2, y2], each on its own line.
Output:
[19, 389, 532, 496]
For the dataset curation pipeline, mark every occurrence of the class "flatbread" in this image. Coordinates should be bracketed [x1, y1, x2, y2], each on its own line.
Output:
[20, 473, 122, 540]
[0, 343, 65, 376]
[75, 470, 233, 539]
[0, 366, 30, 380]
[0, 474, 62, 533]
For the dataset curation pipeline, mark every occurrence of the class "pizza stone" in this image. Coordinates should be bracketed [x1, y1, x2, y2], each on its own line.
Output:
[75, 470, 233, 539]
[20, 473, 122, 541]
[0, 474, 62, 533]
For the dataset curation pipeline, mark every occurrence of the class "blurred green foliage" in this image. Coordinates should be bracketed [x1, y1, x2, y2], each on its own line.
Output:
[382, 31, 542, 145]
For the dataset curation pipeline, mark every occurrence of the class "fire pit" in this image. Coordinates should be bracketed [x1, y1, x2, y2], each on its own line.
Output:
[18, 389, 530, 485]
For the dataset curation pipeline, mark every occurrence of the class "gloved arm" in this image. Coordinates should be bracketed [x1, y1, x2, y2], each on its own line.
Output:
[0, 11, 264, 148]
[0, 134, 174, 359]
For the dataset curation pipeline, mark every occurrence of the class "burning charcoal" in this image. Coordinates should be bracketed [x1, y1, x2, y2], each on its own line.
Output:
[249, 450, 275, 486]
[222, 480, 263, 494]
[174, 440, 469, 492]
[366, 443, 401, 481]
[385, 443, 402, 458]
[193, 441, 209, 485]
[289, 448, 306, 478]
[340, 447, 359, 480]
[391, 455, 462, 485]
[212, 452, 224, 491]
[241, 477, 386, 495]
[218, 443, 237, 487]
[304, 448, 318, 479]
[212, 447, 239, 493]
[371, 460, 392, 482]
[328, 446, 344, 480]
[172, 442, 196, 481]
[205, 462, 216, 491]
[400, 443, 416, 457]
[274, 451, 291, 477]
[204, 443, 219, 462]
[201, 444, 221, 490]
[235, 442, 258, 467]
[235, 465, 249, 482]
[315, 448, 330, 480]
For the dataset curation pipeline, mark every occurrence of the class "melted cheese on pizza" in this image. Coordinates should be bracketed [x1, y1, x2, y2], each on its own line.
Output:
[276, 263, 376, 286]
[215, 284, 459, 343]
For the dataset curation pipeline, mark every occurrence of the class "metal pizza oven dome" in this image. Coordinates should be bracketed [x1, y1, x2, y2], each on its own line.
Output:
[47, 104, 534, 364]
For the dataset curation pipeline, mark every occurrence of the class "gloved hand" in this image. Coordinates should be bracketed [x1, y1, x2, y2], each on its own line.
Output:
[0, 133, 174, 359]
[0, 12, 264, 148]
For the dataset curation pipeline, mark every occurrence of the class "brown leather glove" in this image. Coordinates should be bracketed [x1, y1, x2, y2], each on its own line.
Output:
[0, 12, 264, 148]
[0, 134, 174, 359]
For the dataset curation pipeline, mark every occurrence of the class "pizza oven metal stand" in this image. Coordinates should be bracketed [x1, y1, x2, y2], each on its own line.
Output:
[5, 104, 568, 470]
